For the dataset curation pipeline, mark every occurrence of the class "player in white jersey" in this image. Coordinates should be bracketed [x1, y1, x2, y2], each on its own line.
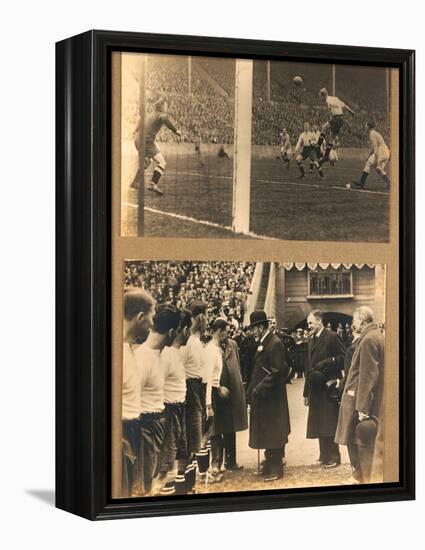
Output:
[351, 122, 390, 189]
[135, 303, 181, 495]
[180, 300, 209, 491]
[201, 318, 232, 482]
[318, 88, 355, 163]
[277, 128, 292, 169]
[329, 136, 340, 167]
[157, 308, 192, 495]
[295, 123, 324, 179]
[309, 124, 322, 173]
[121, 289, 156, 497]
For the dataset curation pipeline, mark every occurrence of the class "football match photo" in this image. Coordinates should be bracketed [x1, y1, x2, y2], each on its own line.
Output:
[117, 260, 388, 498]
[117, 53, 395, 242]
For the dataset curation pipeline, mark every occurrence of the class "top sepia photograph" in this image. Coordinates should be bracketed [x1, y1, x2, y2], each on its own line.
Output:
[117, 52, 397, 242]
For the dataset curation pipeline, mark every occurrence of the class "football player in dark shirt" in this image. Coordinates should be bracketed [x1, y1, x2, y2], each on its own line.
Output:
[131, 98, 181, 196]
[194, 137, 205, 166]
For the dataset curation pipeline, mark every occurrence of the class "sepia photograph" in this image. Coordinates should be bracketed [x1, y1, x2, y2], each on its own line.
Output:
[116, 260, 389, 498]
[119, 53, 395, 241]
[56, 29, 413, 521]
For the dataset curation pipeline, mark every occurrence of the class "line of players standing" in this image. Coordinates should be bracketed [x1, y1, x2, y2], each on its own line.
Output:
[122, 289, 248, 498]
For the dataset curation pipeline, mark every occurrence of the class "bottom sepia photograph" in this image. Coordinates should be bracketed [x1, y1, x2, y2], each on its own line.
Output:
[116, 260, 390, 499]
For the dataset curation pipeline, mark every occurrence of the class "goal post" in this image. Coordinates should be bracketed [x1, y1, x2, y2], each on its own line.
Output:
[232, 59, 253, 235]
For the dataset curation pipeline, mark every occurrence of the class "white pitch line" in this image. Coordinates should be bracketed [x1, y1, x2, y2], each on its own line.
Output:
[258, 179, 388, 195]
[173, 170, 231, 181]
[258, 179, 320, 189]
[123, 203, 277, 240]
[148, 170, 389, 196]
[331, 185, 389, 196]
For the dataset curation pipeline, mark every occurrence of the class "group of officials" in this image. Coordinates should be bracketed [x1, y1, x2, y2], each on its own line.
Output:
[122, 287, 385, 497]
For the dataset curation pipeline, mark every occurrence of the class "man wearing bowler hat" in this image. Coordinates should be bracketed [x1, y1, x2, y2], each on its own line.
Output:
[335, 306, 384, 483]
[247, 310, 291, 482]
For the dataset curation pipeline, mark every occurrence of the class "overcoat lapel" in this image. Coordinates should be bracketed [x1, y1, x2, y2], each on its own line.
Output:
[311, 328, 326, 353]
[254, 331, 274, 360]
[223, 343, 232, 361]
[349, 323, 378, 365]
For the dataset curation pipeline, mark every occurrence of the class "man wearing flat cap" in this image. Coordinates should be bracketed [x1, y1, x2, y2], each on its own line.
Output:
[247, 310, 291, 482]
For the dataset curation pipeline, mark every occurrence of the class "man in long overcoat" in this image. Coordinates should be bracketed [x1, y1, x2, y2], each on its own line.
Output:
[304, 310, 345, 467]
[335, 306, 384, 483]
[248, 310, 291, 482]
[211, 337, 248, 471]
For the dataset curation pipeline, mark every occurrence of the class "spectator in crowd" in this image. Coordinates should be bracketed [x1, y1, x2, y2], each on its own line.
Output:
[239, 328, 258, 391]
[293, 327, 307, 379]
[343, 323, 353, 348]
[124, 55, 389, 148]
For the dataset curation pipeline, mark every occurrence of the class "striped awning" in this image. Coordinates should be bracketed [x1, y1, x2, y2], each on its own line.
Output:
[280, 262, 376, 271]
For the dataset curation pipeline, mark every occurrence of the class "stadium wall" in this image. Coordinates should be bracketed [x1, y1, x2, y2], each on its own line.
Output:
[123, 139, 370, 160]
[275, 265, 385, 329]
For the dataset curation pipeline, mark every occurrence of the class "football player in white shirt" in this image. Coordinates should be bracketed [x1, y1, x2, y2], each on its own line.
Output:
[135, 303, 181, 495]
[121, 288, 155, 497]
[295, 123, 324, 179]
[351, 122, 390, 189]
[329, 136, 340, 167]
[202, 318, 232, 482]
[157, 308, 192, 495]
[318, 87, 355, 163]
[309, 124, 322, 173]
[180, 300, 209, 491]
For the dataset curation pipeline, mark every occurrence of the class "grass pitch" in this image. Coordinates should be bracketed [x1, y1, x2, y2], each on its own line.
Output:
[121, 143, 390, 241]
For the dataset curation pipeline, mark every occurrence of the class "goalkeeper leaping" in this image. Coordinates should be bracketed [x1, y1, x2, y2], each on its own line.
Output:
[130, 97, 181, 196]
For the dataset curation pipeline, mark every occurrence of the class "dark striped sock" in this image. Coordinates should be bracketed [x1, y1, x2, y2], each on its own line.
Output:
[196, 448, 210, 474]
[174, 472, 187, 495]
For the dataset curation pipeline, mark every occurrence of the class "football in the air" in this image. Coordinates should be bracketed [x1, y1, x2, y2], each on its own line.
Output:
[293, 75, 303, 86]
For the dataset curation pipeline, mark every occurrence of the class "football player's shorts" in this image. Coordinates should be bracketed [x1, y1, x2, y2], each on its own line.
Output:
[329, 149, 338, 161]
[329, 115, 344, 135]
[298, 145, 318, 162]
[139, 411, 166, 494]
[185, 378, 204, 455]
[158, 402, 187, 474]
[145, 139, 161, 159]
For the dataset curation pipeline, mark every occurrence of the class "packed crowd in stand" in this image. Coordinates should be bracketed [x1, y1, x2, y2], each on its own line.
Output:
[124, 56, 389, 146]
[124, 261, 254, 325]
[122, 261, 384, 498]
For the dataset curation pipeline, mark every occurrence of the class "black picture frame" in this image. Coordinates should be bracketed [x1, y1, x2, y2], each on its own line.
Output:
[56, 30, 415, 520]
